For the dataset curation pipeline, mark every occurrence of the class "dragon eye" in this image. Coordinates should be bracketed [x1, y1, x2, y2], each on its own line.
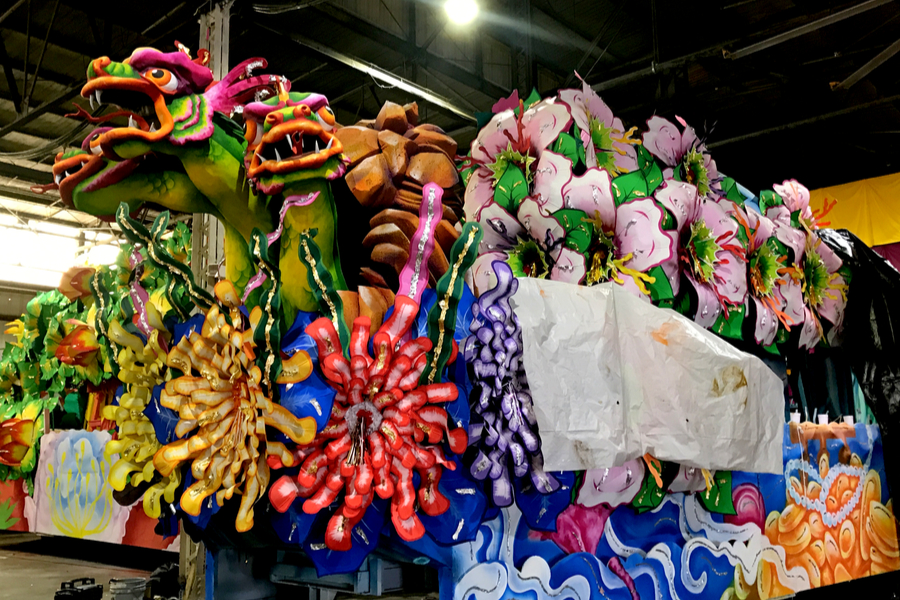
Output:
[89, 133, 103, 155]
[245, 120, 263, 148]
[142, 68, 179, 92]
[317, 105, 335, 131]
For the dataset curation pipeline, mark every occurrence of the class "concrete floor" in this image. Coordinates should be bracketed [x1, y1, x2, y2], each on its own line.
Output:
[0, 546, 150, 599]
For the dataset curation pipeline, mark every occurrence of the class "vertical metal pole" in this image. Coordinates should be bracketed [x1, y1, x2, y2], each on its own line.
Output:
[183, 6, 233, 595]
[190, 1, 232, 293]
[408, 0, 418, 83]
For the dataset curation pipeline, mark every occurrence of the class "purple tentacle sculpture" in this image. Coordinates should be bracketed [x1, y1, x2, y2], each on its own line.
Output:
[464, 260, 558, 506]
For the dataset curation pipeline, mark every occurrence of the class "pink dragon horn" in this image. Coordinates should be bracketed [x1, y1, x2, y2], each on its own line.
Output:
[205, 57, 292, 114]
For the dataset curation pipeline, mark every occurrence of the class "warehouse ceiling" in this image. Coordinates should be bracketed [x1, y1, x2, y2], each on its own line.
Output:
[1, 0, 899, 228]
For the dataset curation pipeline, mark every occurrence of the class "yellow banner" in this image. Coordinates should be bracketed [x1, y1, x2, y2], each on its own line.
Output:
[809, 172, 900, 247]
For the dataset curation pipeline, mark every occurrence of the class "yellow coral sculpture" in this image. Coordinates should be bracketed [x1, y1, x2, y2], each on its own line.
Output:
[153, 281, 317, 532]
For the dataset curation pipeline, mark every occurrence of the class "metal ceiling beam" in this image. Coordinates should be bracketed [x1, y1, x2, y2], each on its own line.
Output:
[0, 202, 93, 230]
[566, 1, 623, 86]
[0, 82, 80, 139]
[592, 1, 900, 94]
[0, 41, 23, 114]
[831, 37, 900, 90]
[591, 46, 722, 92]
[0, 0, 26, 27]
[706, 93, 900, 148]
[724, 0, 897, 60]
[257, 24, 476, 122]
[0, 185, 100, 230]
[310, 4, 509, 101]
[0, 160, 52, 184]
[530, 7, 621, 64]
[23, 0, 61, 111]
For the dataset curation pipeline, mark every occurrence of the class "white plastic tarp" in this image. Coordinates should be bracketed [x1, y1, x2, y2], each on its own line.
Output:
[512, 278, 784, 475]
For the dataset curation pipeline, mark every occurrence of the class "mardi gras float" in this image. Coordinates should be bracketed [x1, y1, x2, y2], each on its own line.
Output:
[1, 42, 899, 598]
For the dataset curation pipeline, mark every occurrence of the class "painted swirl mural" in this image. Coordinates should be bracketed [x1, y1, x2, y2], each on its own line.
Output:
[447, 424, 897, 600]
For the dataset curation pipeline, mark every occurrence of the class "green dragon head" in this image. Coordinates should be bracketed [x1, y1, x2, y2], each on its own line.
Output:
[81, 45, 280, 161]
[51, 128, 212, 218]
[243, 91, 348, 195]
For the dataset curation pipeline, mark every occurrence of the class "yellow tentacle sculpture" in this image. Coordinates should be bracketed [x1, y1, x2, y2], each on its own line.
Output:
[102, 316, 181, 519]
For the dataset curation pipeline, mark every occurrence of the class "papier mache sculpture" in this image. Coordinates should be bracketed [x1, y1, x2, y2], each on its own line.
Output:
[1, 41, 895, 597]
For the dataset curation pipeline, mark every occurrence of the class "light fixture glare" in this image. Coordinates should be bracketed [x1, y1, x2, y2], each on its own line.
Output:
[444, 0, 479, 25]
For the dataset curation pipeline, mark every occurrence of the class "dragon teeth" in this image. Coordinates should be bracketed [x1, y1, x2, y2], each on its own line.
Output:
[325, 137, 333, 150]
[274, 147, 282, 162]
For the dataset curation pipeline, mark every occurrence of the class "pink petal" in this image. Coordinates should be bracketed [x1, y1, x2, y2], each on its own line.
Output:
[815, 237, 843, 273]
[642, 116, 684, 167]
[558, 88, 597, 168]
[470, 109, 517, 164]
[765, 205, 807, 263]
[550, 246, 586, 284]
[532, 151, 572, 212]
[819, 273, 847, 328]
[583, 142, 598, 168]
[611, 121, 639, 173]
[584, 83, 616, 127]
[747, 210, 775, 250]
[702, 199, 738, 241]
[678, 117, 699, 158]
[713, 251, 748, 306]
[491, 90, 520, 114]
[688, 275, 722, 328]
[700, 198, 740, 244]
[660, 231, 681, 297]
[463, 168, 495, 222]
[518, 197, 565, 250]
[576, 459, 645, 507]
[703, 154, 721, 197]
[798, 307, 821, 350]
[557, 88, 591, 134]
[614, 198, 673, 272]
[616, 275, 652, 301]
[478, 202, 523, 254]
[752, 297, 779, 346]
[773, 179, 810, 214]
[613, 147, 638, 174]
[558, 82, 615, 131]
[701, 200, 748, 305]
[561, 167, 616, 231]
[522, 99, 573, 155]
[777, 279, 805, 329]
[467, 251, 507, 296]
[654, 180, 700, 232]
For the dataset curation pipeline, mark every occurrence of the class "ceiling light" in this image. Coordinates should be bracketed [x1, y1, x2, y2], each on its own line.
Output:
[444, 0, 478, 25]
